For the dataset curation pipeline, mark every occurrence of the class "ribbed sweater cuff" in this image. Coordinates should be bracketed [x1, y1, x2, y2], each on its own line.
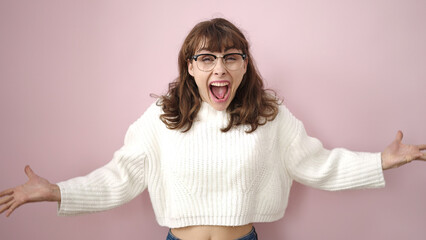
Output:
[369, 152, 386, 188]
[332, 151, 386, 191]
[57, 181, 118, 216]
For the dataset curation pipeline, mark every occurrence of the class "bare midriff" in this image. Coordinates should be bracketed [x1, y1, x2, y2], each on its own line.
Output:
[170, 223, 253, 240]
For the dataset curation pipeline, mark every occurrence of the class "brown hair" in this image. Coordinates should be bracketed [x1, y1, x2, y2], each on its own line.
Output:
[159, 18, 279, 133]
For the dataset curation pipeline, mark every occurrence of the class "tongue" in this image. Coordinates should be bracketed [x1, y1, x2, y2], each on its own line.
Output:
[211, 86, 227, 99]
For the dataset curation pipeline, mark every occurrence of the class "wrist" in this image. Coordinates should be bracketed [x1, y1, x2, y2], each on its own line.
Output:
[381, 152, 386, 170]
[49, 184, 61, 202]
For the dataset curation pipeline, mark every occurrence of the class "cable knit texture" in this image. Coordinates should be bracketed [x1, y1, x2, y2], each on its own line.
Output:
[57, 101, 385, 228]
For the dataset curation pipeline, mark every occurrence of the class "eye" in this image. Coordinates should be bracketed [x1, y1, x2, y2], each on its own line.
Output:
[224, 54, 239, 62]
[199, 55, 215, 63]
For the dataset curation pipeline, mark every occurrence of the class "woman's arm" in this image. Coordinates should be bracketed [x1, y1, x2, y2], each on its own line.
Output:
[0, 102, 160, 217]
[282, 108, 425, 190]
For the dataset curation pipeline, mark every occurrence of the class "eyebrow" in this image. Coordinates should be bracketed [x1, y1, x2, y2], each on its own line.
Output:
[196, 46, 239, 53]
[224, 46, 238, 52]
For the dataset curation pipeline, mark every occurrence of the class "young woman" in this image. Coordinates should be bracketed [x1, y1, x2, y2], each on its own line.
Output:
[1, 18, 425, 240]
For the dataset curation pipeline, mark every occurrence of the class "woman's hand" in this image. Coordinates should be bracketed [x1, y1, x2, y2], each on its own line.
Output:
[0, 165, 61, 217]
[381, 131, 426, 170]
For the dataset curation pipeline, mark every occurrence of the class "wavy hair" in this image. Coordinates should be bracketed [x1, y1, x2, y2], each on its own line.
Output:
[159, 18, 279, 133]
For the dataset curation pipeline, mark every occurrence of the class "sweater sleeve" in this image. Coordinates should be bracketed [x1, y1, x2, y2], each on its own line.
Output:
[281, 106, 385, 191]
[57, 104, 158, 216]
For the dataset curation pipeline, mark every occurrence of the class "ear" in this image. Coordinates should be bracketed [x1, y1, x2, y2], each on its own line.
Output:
[243, 58, 248, 74]
[188, 60, 194, 77]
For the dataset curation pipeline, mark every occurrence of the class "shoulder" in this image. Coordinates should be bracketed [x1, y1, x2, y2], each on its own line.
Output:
[128, 100, 163, 131]
[134, 100, 163, 122]
[146, 99, 164, 115]
[124, 100, 163, 145]
[275, 103, 297, 123]
[271, 103, 303, 142]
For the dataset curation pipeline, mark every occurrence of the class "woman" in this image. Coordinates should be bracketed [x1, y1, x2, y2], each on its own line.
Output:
[0, 18, 425, 240]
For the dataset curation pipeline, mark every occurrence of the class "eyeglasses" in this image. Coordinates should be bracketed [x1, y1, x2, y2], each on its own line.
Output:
[191, 53, 247, 72]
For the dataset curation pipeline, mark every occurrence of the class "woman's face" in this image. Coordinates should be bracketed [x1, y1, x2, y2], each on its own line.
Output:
[188, 48, 247, 111]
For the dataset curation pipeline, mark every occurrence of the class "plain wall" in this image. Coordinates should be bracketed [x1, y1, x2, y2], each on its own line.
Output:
[0, 0, 425, 239]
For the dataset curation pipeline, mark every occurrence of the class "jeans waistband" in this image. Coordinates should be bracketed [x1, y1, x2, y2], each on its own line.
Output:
[166, 227, 258, 240]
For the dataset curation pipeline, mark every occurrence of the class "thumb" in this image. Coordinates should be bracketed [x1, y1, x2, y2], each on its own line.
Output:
[24, 165, 35, 178]
[395, 130, 403, 143]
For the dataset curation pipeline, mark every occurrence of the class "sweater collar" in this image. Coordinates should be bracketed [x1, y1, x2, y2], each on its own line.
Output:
[197, 101, 229, 123]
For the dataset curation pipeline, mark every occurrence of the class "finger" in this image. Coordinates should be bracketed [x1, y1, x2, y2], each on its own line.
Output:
[24, 165, 35, 178]
[416, 144, 426, 151]
[406, 153, 422, 162]
[0, 188, 13, 198]
[410, 153, 426, 161]
[0, 199, 13, 214]
[6, 201, 21, 217]
[0, 195, 13, 205]
[395, 130, 403, 142]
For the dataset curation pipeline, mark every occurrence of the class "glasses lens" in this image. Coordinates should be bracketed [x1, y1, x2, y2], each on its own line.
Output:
[224, 54, 244, 70]
[196, 55, 216, 71]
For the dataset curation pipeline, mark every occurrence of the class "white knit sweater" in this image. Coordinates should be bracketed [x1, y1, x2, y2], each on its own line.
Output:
[57, 101, 385, 228]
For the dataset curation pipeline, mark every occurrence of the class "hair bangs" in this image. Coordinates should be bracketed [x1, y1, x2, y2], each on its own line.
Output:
[193, 25, 247, 55]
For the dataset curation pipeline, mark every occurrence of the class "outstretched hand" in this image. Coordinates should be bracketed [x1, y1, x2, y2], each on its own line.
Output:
[0, 165, 61, 217]
[381, 131, 426, 170]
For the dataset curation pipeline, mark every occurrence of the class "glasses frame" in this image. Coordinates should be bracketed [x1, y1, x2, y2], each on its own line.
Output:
[191, 53, 247, 72]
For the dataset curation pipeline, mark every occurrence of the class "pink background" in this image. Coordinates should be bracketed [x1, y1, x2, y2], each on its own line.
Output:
[1, 0, 425, 239]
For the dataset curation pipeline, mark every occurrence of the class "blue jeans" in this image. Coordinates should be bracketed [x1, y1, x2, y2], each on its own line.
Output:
[166, 227, 258, 240]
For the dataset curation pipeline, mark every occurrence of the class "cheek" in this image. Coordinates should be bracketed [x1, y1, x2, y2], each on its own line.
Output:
[232, 72, 245, 90]
[194, 80, 203, 91]
[194, 76, 209, 95]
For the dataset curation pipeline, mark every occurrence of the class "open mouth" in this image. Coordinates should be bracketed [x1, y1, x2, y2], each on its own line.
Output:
[209, 81, 230, 102]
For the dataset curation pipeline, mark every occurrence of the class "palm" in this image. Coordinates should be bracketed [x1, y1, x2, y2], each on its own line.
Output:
[14, 171, 52, 203]
[381, 131, 426, 170]
[0, 166, 59, 217]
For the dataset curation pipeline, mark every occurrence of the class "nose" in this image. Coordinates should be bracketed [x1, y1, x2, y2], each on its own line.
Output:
[213, 57, 227, 76]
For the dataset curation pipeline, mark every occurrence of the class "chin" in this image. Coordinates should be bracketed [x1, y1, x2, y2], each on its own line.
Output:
[212, 105, 228, 111]
[207, 98, 231, 111]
